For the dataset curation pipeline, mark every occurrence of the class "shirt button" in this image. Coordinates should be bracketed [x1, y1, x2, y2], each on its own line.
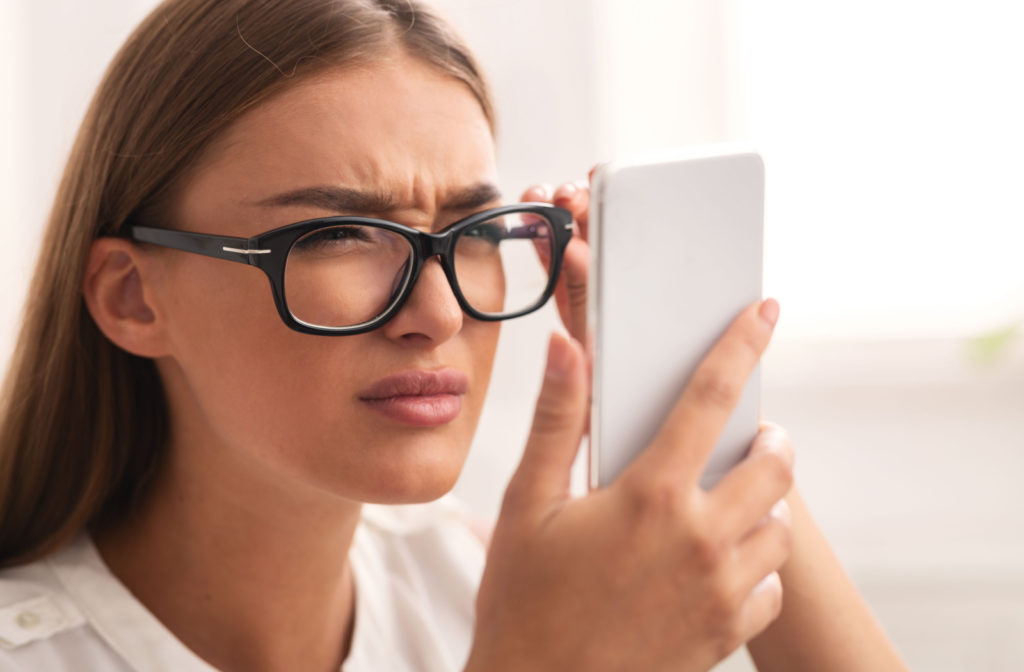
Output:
[15, 611, 41, 629]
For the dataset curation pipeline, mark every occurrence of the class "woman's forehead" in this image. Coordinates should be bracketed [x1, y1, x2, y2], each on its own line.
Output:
[176, 57, 497, 230]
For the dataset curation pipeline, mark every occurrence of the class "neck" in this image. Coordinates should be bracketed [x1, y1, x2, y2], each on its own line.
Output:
[94, 424, 362, 672]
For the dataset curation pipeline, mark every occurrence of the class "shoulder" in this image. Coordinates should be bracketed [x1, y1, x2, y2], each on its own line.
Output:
[1, 535, 218, 672]
[0, 540, 131, 671]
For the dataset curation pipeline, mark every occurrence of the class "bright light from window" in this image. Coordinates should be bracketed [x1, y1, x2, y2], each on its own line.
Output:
[733, 1, 1024, 339]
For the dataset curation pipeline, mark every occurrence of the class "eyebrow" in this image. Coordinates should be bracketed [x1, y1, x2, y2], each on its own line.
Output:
[253, 182, 503, 215]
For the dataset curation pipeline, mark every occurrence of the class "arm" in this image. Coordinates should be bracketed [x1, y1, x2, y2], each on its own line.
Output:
[746, 487, 909, 671]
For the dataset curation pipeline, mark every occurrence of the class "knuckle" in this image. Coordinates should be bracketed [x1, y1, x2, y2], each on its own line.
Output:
[706, 572, 741, 616]
[499, 475, 531, 516]
[750, 517, 792, 571]
[690, 370, 740, 410]
[779, 436, 796, 471]
[762, 451, 795, 493]
[566, 279, 587, 305]
[716, 620, 747, 660]
[532, 390, 581, 433]
[759, 424, 796, 469]
[688, 525, 726, 572]
[618, 475, 707, 547]
[623, 473, 685, 519]
[771, 498, 793, 530]
[705, 591, 746, 659]
[735, 321, 767, 358]
[529, 406, 568, 436]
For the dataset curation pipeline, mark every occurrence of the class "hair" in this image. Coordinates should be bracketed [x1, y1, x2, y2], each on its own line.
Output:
[0, 0, 494, 568]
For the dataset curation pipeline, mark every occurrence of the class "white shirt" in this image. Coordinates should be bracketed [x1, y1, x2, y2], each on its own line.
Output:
[0, 498, 486, 671]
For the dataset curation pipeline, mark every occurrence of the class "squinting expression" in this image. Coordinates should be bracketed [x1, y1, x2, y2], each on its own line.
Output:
[148, 53, 502, 505]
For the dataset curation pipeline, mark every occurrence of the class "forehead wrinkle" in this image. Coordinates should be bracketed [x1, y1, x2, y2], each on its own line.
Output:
[248, 180, 501, 219]
[255, 185, 396, 213]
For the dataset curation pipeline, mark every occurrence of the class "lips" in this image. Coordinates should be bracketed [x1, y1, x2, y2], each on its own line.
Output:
[358, 369, 468, 427]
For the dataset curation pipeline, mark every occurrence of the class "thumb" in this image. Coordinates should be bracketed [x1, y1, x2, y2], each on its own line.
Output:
[502, 332, 588, 518]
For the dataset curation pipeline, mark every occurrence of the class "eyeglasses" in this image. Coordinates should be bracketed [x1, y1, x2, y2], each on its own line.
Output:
[127, 203, 574, 335]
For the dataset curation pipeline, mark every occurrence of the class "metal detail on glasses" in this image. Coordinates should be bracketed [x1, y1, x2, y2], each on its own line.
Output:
[125, 202, 574, 336]
[222, 246, 273, 255]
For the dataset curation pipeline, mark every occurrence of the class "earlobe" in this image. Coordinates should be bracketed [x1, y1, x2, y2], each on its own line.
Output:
[83, 237, 170, 358]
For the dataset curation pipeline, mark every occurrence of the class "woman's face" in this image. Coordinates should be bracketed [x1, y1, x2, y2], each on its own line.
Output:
[151, 53, 501, 505]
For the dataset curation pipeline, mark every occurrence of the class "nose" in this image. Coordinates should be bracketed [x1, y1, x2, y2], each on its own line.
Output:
[380, 256, 463, 344]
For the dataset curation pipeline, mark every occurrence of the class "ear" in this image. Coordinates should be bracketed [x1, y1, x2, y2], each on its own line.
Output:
[83, 237, 171, 358]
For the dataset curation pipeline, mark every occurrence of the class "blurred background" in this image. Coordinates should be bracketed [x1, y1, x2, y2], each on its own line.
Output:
[2, 0, 1022, 669]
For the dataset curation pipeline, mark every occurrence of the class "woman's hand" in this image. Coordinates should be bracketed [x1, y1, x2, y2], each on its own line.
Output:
[467, 299, 793, 672]
[520, 180, 591, 344]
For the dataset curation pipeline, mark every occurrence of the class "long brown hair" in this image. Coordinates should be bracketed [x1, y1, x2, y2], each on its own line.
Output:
[0, 0, 493, 568]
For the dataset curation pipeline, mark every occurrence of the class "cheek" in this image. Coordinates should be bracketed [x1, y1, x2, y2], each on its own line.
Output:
[158, 257, 347, 463]
[158, 258, 504, 503]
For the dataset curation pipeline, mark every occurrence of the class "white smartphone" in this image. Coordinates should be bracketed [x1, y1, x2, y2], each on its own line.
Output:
[588, 145, 765, 491]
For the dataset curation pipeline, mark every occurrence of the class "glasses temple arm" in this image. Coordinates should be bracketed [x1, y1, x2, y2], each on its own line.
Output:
[500, 223, 553, 240]
[129, 226, 267, 265]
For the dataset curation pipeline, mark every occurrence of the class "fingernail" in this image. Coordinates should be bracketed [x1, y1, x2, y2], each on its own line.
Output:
[545, 333, 572, 379]
[759, 298, 780, 328]
[770, 498, 792, 525]
[523, 185, 548, 202]
[554, 183, 578, 203]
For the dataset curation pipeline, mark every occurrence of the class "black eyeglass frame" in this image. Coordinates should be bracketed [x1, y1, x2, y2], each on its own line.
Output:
[126, 202, 574, 335]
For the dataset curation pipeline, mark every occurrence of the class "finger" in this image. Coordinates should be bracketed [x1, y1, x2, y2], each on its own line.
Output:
[707, 424, 794, 540]
[555, 238, 588, 343]
[735, 571, 784, 642]
[760, 497, 792, 535]
[733, 500, 791, 594]
[573, 179, 590, 241]
[730, 506, 791, 639]
[520, 184, 553, 204]
[634, 299, 780, 484]
[552, 181, 590, 242]
[502, 333, 588, 517]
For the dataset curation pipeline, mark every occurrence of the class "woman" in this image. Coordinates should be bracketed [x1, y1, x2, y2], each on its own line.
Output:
[0, 0, 906, 670]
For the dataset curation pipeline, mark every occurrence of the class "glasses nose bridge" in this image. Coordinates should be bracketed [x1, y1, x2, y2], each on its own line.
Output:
[417, 229, 452, 260]
[410, 229, 460, 294]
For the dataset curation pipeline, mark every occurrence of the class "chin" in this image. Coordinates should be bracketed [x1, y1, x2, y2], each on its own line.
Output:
[358, 467, 463, 505]
[334, 442, 470, 505]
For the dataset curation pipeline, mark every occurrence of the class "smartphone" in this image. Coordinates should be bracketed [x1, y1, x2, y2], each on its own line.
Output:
[588, 145, 764, 491]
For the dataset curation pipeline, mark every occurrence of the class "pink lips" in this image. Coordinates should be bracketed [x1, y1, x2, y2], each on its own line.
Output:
[358, 369, 469, 427]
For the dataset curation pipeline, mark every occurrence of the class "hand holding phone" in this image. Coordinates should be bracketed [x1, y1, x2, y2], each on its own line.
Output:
[472, 301, 791, 672]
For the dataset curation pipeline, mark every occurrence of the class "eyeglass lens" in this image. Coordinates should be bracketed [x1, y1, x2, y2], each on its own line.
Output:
[282, 210, 556, 329]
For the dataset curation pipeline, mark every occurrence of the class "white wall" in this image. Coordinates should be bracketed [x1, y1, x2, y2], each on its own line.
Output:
[1, 0, 161, 377]
[734, 0, 1024, 340]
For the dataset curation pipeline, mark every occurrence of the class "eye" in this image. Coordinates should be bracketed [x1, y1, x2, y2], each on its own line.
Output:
[462, 221, 505, 245]
[292, 225, 376, 253]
